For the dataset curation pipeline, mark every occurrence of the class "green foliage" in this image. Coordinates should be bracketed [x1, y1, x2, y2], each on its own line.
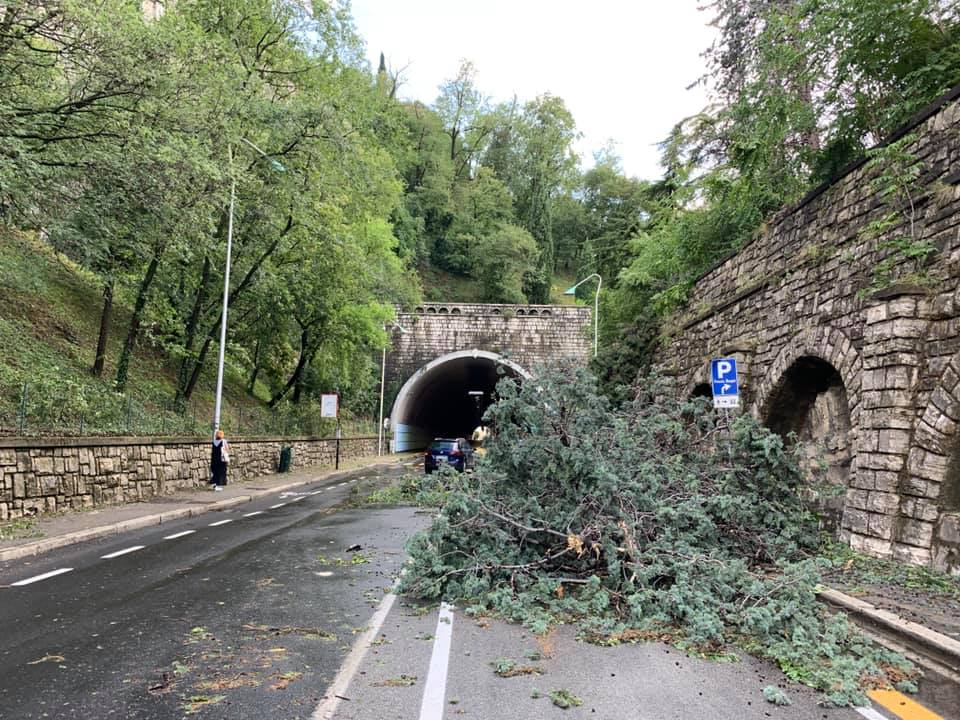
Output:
[762, 686, 791, 706]
[399, 364, 919, 706]
[860, 134, 938, 291]
[548, 689, 583, 709]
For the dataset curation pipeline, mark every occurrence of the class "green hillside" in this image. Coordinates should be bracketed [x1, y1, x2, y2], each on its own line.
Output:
[0, 231, 362, 437]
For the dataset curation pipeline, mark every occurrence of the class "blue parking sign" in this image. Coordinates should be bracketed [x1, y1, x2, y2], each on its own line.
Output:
[710, 358, 739, 408]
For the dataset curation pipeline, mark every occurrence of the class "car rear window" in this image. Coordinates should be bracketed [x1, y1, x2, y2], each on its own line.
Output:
[429, 440, 457, 452]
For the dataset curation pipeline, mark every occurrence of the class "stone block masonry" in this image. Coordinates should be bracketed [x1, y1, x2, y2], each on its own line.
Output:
[656, 83, 960, 575]
[387, 303, 592, 388]
[0, 435, 377, 521]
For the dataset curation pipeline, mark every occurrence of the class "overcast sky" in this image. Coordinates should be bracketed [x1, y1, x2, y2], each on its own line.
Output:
[348, 1, 717, 181]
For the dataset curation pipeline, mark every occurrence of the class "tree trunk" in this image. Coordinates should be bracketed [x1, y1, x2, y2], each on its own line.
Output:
[115, 245, 162, 392]
[269, 326, 311, 408]
[92, 279, 114, 377]
[247, 338, 261, 393]
[175, 255, 211, 411]
[183, 335, 213, 402]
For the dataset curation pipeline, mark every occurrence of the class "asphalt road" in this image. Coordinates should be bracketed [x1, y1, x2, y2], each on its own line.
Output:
[0, 458, 953, 720]
[0, 461, 426, 720]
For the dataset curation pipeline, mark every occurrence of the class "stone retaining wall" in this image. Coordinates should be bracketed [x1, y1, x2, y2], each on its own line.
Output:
[0, 435, 378, 521]
[655, 84, 960, 573]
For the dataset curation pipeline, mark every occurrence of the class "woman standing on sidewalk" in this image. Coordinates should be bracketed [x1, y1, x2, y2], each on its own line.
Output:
[210, 429, 230, 491]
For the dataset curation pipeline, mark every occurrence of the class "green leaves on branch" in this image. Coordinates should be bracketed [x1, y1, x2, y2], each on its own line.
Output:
[399, 363, 918, 706]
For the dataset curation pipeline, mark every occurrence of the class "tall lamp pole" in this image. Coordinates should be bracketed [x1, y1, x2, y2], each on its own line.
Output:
[378, 320, 408, 455]
[212, 140, 285, 437]
[564, 273, 602, 358]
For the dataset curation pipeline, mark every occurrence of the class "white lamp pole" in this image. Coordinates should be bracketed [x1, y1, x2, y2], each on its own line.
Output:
[212, 140, 285, 437]
[212, 147, 235, 437]
[378, 320, 408, 455]
[564, 273, 602, 357]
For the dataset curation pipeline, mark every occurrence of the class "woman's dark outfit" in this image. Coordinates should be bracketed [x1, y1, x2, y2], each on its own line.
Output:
[210, 439, 228, 486]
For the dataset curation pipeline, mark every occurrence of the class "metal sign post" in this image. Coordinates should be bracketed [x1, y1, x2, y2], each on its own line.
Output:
[710, 358, 740, 409]
[321, 393, 340, 469]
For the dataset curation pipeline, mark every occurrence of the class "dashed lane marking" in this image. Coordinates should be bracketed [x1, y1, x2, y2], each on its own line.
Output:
[243, 511, 265, 517]
[11, 568, 73, 586]
[867, 689, 944, 720]
[419, 602, 455, 720]
[163, 530, 195, 540]
[291, 496, 305, 502]
[101, 546, 145, 559]
[270, 503, 287, 509]
[308, 490, 322, 495]
[208, 519, 233, 527]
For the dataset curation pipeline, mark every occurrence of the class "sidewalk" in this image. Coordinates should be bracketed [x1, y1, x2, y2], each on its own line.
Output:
[0, 452, 413, 563]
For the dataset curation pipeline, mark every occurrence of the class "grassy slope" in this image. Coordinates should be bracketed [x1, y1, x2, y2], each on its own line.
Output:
[0, 231, 265, 435]
[419, 267, 584, 306]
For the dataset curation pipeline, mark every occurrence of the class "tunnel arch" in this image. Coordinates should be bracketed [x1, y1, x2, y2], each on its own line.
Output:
[762, 354, 854, 534]
[390, 350, 531, 451]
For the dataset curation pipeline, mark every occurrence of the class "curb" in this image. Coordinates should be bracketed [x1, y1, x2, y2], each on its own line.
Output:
[0, 457, 401, 563]
[818, 587, 960, 677]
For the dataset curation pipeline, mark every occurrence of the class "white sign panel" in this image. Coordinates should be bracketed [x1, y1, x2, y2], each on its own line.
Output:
[320, 393, 339, 418]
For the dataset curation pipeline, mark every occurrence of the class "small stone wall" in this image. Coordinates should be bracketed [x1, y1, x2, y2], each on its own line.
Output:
[0, 435, 378, 521]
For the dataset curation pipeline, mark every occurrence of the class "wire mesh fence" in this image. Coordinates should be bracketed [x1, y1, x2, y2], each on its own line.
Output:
[0, 381, 377, 439]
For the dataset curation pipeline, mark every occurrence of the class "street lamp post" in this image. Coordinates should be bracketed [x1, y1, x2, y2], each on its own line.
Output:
[378, 320, 409, 455]
[564, 273, 602, 357]
[212, 139, 285, 437]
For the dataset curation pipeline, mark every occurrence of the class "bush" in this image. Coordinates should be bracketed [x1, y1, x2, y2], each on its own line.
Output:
[398, 363, 917, 706]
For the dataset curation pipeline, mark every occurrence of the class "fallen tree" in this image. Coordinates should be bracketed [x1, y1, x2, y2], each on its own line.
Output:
[399, 363, 918, 706]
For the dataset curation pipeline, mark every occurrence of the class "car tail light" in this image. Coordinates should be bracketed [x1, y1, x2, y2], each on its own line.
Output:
[450, 449, 463, 457]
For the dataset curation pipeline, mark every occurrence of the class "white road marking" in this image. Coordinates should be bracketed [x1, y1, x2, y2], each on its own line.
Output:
[270, 503, 287, 509]
[208, 519, 233, 527]
[308, 490, 322, 495]
[163, 530, 195, 540]
[855, 708, 890, 720]
[101, 546, 145, 559]
[315, 571, 333, 577]
[243, 511, 264, 517]
[419, 602, 455, 720]
[11, 568, 73, 586]
[311, 592, 398, 720]
[291, 496, 305, 502]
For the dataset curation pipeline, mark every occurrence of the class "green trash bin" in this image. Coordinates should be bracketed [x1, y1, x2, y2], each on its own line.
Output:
[279, 445, 293, 473]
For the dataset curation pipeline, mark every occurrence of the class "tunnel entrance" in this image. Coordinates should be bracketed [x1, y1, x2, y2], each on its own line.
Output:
[390, 350, 529, 452]
[764, 356, 853, 534]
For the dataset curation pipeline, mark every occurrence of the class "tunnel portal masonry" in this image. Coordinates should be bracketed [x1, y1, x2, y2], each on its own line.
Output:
[384, 303, 592, 452]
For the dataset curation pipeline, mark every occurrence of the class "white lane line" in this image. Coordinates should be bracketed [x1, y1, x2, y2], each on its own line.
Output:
[308, 490, 322, 495]
[855, 708, 891, 720]
[11, 568, 73, 586]
[270, 503, 287, 509]
[418, 602, 455, 720]
[209, 519, 233, 527]
[101, 546, 145, 559]
[243, 511, 265, 517]
[291, 496, 305, 503]
[163, 530, 195, 540]
[311, 592, 398, 720]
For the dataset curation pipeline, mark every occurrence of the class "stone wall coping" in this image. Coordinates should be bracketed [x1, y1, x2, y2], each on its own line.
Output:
[0, 434, 378, 450]
[400, 302, 590, 317]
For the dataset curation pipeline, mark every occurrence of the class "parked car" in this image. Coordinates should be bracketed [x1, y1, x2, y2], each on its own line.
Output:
[424, 437, 475, 474]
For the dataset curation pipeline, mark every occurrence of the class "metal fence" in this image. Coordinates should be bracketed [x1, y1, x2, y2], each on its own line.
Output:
[0, 381, 376, 439]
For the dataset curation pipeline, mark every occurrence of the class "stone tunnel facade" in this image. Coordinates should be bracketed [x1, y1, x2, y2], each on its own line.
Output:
[385, 303, 592, 450]
[656, 85, 960, 574]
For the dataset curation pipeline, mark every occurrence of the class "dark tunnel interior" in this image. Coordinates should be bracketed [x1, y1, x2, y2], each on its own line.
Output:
[393, 356, 523, 449]
[765, 356, 845, 439]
